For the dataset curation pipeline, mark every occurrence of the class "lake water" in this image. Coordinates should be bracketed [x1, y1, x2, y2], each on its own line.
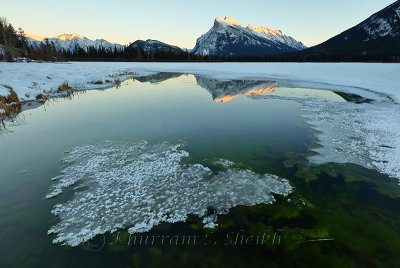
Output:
[1, 73, 400, 267]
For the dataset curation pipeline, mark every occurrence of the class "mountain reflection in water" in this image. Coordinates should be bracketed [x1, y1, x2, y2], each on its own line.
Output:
[134, 72, 346, 103]
[1, 72, 347, 128]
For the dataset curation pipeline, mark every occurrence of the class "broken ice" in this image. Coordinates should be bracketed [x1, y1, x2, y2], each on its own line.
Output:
[47, 140, 292, 247]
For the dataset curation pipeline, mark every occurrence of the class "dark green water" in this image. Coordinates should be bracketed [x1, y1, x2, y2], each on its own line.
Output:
[1, 74, 400, 267]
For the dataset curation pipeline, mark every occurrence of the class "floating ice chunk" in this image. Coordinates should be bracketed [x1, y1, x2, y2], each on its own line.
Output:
[47, 140, 292, 247]
[203, 215, 218, 228]
[214, 158, 235, 168]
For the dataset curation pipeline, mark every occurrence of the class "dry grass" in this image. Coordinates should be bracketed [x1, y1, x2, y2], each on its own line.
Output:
[105, 79, 112, 83]
[92, 80, 104, 85]
[8, 90, 19, 104]
[114, 78, 121, 86]
[36, 94, 44, 100]
[0, 103, 7, 112]
[57, 81, 72, 92]
[3, 85, 13, 90]
[0, 89, 22, 126]
[0, 103, 22, 117]
[0, 89, 20, 105]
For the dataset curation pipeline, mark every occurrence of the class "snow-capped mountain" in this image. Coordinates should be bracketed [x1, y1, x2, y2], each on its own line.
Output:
[22, 33, 124, 52]
[192, 17, 306, 56]
[306, 1, 400, 56]
[128, 39, 184, 54]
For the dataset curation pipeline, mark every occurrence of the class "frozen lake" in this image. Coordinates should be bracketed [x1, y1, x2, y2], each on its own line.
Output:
[1, 70, 400, 267]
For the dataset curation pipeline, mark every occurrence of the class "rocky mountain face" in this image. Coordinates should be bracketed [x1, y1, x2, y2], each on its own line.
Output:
[128, 39, 184, 54]
[306, 1, 400, 56]
[192, 17, 306, 57]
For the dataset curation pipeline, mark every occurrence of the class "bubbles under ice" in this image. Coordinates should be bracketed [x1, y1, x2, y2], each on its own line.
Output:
[47, 141, 292, 247]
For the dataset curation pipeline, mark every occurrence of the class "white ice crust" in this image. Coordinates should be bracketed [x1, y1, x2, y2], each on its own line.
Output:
[302, 100, 400, 180]
[47, 141, 292, 247]
[253, 91, 400, 181]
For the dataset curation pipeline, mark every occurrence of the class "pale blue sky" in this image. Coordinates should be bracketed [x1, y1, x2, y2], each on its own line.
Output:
[2, 0, 396, 48]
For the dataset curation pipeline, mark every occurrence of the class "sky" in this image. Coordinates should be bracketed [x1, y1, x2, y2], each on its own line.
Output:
[1, 0, 396, 48]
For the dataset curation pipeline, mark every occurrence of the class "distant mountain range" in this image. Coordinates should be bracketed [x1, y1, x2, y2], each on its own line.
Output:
[20, 1, 400, 59]
[21, 17, 305, 56]
[22, 33, 124, 52]
[192, 17, 306, 56]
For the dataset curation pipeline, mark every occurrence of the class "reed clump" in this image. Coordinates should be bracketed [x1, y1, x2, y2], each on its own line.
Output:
[0, 89, 22, 123]
[57, 81, 72, 92]
[114, 78, 121, 86]
[0, 88, 20, 105]
[36, 93, 44, 100]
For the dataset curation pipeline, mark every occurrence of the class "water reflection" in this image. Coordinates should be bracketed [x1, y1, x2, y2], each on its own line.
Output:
[194, 75, 279, 103]
[133, 72, 183, 83]
[1, 72, 350, 129]
[134, 72, 347, 103]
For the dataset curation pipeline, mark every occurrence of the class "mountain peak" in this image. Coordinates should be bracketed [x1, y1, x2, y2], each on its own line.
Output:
[57, 33, 85, 40]
[194, 17, 306, 56]
[247, 24, 284, 36]
[19, 33, 47, 41]
[18, 33, 86, 41]
[130, 39, 183, 54]
[215, 17, 243, 27]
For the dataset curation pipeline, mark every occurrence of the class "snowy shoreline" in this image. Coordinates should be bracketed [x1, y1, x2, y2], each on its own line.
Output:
[1, 62, 400, 103]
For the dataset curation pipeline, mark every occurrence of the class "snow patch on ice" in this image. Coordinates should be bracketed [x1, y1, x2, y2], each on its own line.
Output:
[47, 140, 292, 247]
[0, 85, 11, 96]
[301, 100, 400, 180]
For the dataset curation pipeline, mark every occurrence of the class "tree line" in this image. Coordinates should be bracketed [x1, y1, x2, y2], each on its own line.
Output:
[0, 17, 28, 61]
[62, 44, 223, 62]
